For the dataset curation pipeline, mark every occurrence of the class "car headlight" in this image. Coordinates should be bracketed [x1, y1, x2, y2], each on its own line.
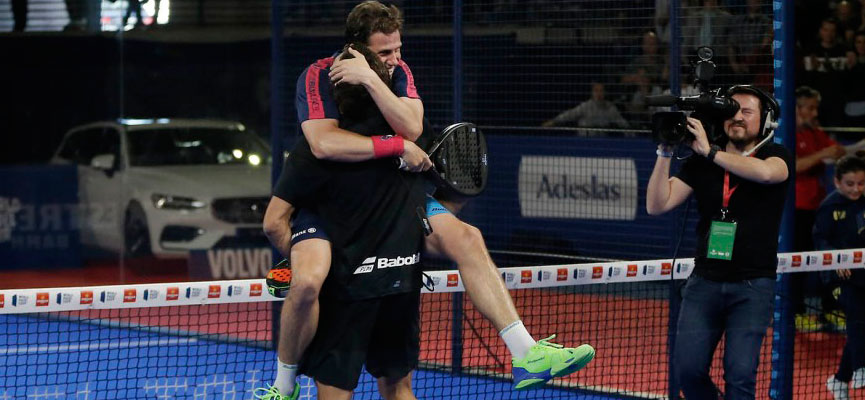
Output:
[151, 194, 207, 210]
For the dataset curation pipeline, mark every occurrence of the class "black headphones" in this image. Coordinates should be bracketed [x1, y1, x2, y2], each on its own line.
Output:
[725, 85, 780, 139]
[724, 85, 779, 155]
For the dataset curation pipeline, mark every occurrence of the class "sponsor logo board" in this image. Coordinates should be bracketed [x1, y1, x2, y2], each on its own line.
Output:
[518, 156, 638, 220]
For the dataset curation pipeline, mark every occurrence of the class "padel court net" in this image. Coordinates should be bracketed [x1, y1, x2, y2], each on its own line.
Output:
[1, 249, 861, 399]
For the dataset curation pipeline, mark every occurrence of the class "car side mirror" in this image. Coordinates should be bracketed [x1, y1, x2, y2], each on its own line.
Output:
[91, 153, 117, 175]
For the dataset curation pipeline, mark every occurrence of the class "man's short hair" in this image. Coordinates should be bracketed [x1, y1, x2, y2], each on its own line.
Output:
[835, 155, 865, 179]
[795, 86, 822, 104]
[345, 1, 403, 45]
[333, 44, 391, 118]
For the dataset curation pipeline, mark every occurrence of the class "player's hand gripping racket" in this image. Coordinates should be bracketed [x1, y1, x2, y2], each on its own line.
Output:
[265, 258, 292, 298]
[424, 122, 488, 198]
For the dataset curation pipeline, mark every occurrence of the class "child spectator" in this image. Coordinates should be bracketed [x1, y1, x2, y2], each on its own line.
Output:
[813, 155, 865, 399]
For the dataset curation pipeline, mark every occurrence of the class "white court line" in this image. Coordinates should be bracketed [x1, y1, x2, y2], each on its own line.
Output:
[0, 338, 198, 355]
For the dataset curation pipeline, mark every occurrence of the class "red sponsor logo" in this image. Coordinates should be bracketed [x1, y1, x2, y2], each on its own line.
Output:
[823, 253, 833, 266]
[80, 291, 93, 305]
[521, 270, 532, 283]
[592, 266, 603, 279]
[792, 255, 802, 267]
[166, 287, 179, 301]
[36, 292, 49, 307]
[249, 283, 262, 297]
[123, 289, 137, 303]
[557, 268, 568, 281]
[855, 251, 863, 263]
[447, 274, 459, 287]
[208, 285, 221, 299]
[0, 294, 4, 308]
[627, 264, 638, 277]
[661, 263, 672, 275]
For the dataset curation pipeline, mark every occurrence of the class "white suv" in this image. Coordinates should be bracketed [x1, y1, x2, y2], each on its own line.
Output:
[50, 119, 271, 260]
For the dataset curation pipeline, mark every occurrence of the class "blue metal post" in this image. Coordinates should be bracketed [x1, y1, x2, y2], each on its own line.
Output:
[450, 0, 464, 376]
[770, 1, 795, 398]
[667, 1, 683, 398]
[669, 0, 682, 98]
[270, 0, 287, 351]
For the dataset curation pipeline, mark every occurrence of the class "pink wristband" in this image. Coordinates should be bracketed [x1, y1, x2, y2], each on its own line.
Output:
[371, 135, 405, 158]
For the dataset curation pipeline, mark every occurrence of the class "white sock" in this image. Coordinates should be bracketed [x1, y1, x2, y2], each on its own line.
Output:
[275, 360, 298, 396]
[499, 320, 536, 359]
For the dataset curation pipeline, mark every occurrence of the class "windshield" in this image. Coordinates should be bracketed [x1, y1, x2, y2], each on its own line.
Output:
[127, 127, 271, 167]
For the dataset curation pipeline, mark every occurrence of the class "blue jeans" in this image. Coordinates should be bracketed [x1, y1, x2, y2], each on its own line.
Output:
[674, 275, 775, 400]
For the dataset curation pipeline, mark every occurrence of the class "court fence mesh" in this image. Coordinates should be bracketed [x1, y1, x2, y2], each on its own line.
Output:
[1, 0, 853, 399]
[1, 248, 862, 399]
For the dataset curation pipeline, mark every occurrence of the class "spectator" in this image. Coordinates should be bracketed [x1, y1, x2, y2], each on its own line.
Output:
[794, 86, 847, 332]
[728, 0, 773, 85]
[64, 0, 100, 31]
[813, 155, 865, 400]
[836, 1, 860, 44]
[845, 31, 865, 126]
[796, 0, 832, 50]
[121, 0, 146, 29]
[621, 31, 668, 127]
[858, 0, 865, 32]
[681, 0, 734, 55]
[655, 0, 671, 44]
[11, 0, 26, 31]
[803, 18, 852, 126]
[543, 83, 629, 130]
[622, 67, 664, 129]
[622, 31, 669, 87]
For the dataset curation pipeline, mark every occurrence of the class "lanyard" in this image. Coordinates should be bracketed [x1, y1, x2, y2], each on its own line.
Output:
[721, 147, 755, 211]
[721, 170, 739, 220]
[722, 171, 738, 208]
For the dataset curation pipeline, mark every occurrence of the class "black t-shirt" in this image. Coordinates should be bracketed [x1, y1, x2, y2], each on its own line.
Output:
[273, 112, 433, 301]
[676, 142, 792, 281]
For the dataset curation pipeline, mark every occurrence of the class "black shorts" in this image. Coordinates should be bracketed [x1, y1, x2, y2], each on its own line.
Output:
[290, 209, 329, 245]
[298, 289, 421, 390]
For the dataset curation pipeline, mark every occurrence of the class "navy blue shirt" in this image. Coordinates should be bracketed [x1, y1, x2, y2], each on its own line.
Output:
[813, 191, 865, 287]
[295, 56, 420, 123]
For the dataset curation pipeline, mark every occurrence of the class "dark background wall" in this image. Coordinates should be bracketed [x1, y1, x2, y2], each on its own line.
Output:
[1, 36, 271, 165]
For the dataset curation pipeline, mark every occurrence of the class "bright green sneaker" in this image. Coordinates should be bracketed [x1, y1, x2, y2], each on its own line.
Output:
[511, 335, 595, 390]
[253, 383, 300, 400]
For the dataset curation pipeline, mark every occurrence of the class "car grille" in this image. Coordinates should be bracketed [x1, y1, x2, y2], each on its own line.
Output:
[211, 197, 269, 224]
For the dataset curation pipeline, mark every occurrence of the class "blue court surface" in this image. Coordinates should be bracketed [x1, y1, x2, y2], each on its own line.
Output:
[0, 314, 620, 399]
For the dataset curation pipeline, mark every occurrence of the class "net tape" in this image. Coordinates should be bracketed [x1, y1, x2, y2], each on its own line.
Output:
[2, 249, 862, 314]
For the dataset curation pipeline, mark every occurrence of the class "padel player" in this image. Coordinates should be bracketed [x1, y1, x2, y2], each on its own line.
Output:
[255, 2, 594, 399]
[262, 49, 431, 398]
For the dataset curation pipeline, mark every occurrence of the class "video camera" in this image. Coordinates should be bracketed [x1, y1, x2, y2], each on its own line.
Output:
[649, 46, 741, 146]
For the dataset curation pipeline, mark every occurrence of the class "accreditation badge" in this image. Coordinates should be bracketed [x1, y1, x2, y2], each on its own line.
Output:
[707, 219, 736, 260]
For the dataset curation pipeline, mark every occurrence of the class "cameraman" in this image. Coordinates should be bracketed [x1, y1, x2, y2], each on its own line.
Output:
[646, 86, 792, 400]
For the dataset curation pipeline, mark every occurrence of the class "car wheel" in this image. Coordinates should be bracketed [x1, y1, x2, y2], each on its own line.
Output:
[124, 202, 152, 262]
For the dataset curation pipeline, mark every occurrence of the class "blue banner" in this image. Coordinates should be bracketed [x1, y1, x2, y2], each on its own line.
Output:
[459, 133, 695, 263]
[0, 165, 81, 269]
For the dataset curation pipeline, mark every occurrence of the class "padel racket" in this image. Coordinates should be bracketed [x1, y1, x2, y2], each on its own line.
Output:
[425, 122, 488, 198]
[265, 258, 292, 298]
